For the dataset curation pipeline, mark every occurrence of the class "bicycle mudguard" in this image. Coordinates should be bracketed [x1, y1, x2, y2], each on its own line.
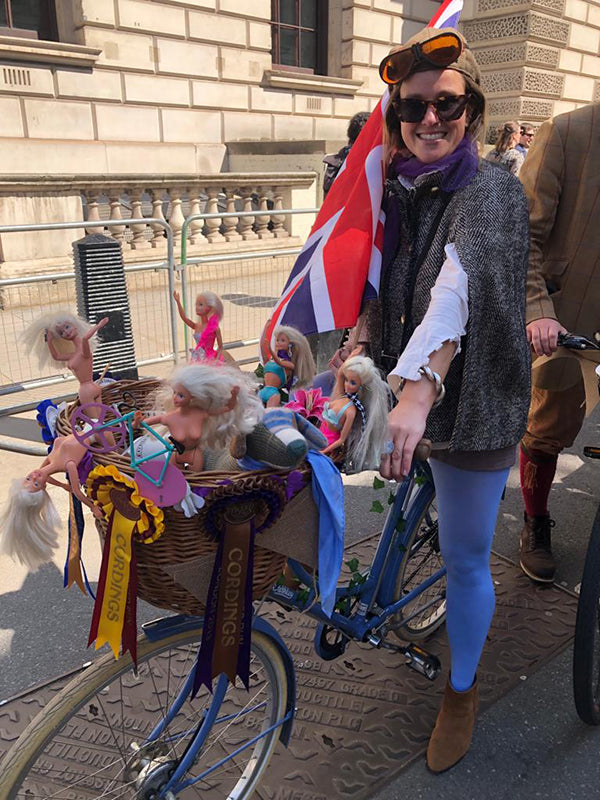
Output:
[142, 613, 296, 746]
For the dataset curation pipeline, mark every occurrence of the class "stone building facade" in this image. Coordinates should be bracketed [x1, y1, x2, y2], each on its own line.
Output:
[0, 0, 598, 272]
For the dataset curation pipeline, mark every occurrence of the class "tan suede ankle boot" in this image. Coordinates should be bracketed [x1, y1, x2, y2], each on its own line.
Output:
[426, 677, 478, 773]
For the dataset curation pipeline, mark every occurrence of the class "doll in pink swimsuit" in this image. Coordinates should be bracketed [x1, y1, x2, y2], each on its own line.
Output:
[173, 289, 224, 363]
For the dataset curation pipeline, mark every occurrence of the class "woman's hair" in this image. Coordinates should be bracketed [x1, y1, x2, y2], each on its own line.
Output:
[197, 290, 224, 320]
[21, 311, 98, 371]
[383, 73, 486, 160]
[0, 480, 60, 571]
[492, 121, 520, 154]
[156, 362, 264, 449]
[273, 325, 316, 388]
[335, 355, 392, 471]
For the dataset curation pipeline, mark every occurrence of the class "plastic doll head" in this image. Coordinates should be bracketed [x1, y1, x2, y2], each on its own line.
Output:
[21, 311, 98, 371]
[0, 478, 61, 571]
[275, 331, 291, 352]
[343, 369, 362, 396]
[196, 290, 224, 320]
[272, 326, 316, 388]
[172, 383, 191, 408]
[23, 470, 47, 493]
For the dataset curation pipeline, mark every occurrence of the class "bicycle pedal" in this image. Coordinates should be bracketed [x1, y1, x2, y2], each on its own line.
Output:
[401, 643, 441, 681]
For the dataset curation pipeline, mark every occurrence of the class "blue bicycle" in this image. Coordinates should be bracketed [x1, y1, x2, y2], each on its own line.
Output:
[1, 454, 446, 799]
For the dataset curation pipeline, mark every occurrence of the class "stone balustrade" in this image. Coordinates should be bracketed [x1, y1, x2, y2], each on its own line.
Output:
[0, 172, 317, 275]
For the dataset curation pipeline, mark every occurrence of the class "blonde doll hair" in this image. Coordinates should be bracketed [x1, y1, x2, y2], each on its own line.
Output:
[155, 362, 264, 449]
[0, 480, 61, 571]
[336, 355, 392, 471]
[21, 311, 98, 371]
[197, 290, 224, 320]
[273, 325, 316, 389]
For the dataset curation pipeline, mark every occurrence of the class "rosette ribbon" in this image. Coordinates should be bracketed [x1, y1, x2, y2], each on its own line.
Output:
[192, 485, 284, 696]
[86, 465, 164, 664]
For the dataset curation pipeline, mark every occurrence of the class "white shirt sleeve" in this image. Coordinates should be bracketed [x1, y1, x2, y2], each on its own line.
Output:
[387, 242, 468, 395]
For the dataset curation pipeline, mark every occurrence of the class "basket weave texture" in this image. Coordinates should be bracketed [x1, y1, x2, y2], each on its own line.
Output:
[56, 378, 318, 615]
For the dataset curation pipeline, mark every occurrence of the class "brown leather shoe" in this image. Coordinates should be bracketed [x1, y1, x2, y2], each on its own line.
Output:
[519, 512, 556, 583]
[426, 678, 478, 773]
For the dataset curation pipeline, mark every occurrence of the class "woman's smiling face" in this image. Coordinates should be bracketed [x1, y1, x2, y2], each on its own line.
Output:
[399, 69, 468, 164]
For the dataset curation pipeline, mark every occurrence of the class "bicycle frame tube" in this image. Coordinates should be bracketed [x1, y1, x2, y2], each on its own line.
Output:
[281, 462, 446, 642]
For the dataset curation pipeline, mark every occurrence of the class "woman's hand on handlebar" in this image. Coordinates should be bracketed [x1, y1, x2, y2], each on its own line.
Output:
[380, 382, 436, 481]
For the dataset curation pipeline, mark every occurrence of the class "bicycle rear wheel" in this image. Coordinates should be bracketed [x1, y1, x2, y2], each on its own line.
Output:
[0, 623, 288, 799]
[390, 494, 447, 641]
[573, 502, 600, 725]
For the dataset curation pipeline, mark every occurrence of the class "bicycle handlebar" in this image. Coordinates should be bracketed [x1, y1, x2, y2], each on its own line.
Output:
[557, 332, 600, 351]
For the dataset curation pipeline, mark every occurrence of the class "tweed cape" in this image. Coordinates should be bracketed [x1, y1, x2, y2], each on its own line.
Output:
[368, 159, 531, 452]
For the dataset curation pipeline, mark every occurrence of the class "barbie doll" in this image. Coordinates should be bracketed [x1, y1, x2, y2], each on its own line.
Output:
[0, 434, 103, 571]
[173, 289, 224, 362]
[22, 311, 109, 410]
[321, 355, 392, 471]
[259, 325, 315, 407]
[139, 363, 263, 472]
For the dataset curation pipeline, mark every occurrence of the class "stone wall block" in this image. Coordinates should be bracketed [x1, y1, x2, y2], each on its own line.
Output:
[481, 67, 524, 95]
[83, 28, 155, 72]
[248, 22, 272, 50]
[564, 0, 589, 20]
[76, 0, 116, 27]
[392, 17, 427, 46]
[124, 73, 190, 106]
[314, 117, 348, 140]
[117, 0, 186, 37]
[294, 94, 334, 116]
[568, 21, 600, 53]
[0, 63, 54, 97]
[589, 5, 600, 27]
[351, 66, 384, 96]
[219, 48, 271, 83]
[581, 54, 600, 77]
[24, 99, 95, 140]
[95, 103, 161, 141]
[189, 10, 247, 46]
[273, 114, 313, 140]
[463, 14, 530, 44]
[56, 69, 123, 101]
[0, 96, 24, 137]
[157, 38, 219, 78]
[217, 0, 270, 18]
[351, 8, 393, 42]
[161, 108, 222, 142]
[250, 87, 293, 113]
[529, 12, 570, 45]
[223, 111, 272, 141]
[558, 48, 582, 71]
[523, 67, 564, 96]
[192, 80, 248, 109]
[563, 73, 596, 101]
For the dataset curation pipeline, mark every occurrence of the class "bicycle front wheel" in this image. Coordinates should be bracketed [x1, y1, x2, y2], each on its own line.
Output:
[390, 494, 447, 641]
[573, 502, 600, 725]
[1, 623, 288, 799]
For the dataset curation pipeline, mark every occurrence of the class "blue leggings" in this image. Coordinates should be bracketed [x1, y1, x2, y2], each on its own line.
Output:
[430, 459, 510, 693]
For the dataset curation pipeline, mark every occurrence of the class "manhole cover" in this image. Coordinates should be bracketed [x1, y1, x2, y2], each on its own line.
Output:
[0, 544, 576, 799]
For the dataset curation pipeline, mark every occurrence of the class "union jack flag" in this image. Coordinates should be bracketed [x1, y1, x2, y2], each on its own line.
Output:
[262, 0, 464, 350]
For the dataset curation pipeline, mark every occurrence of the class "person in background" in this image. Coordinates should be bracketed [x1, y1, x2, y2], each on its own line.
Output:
[322, 111, 371, 197]
[516, 124, 535, 158]
[485, 120, 525, 175]
[517, 102, 600, 583]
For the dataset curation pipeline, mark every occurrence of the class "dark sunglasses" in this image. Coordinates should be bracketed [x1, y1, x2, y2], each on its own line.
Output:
[520, 130, 534, 137]
[394, 93, 471, 123]
[379, 32, 464, 86]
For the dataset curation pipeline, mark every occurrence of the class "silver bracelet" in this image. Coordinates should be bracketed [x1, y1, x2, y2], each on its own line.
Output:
[418, 365, 446, 408]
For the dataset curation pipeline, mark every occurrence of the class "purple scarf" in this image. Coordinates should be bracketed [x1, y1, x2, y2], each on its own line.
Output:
[391, 136, 478, 192]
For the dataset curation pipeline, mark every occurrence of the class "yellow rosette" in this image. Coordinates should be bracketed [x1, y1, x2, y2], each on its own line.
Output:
[86, 465, 164, 662]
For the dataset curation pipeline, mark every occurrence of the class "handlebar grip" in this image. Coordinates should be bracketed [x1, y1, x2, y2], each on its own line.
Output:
[415, 438, 432, 462]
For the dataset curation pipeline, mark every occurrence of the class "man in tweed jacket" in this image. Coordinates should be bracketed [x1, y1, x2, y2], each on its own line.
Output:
[518, 101, 600, 583]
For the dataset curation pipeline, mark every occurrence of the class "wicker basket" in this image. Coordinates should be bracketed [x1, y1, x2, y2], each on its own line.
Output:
[57, 378, 319, 616]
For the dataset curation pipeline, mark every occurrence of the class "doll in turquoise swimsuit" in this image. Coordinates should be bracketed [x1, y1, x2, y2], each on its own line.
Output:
[321, 355, 391, 471]
[259, 325, 315, 407]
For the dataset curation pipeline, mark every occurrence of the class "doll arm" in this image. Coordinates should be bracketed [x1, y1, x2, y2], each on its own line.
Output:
[81, 317, 109, 359]
[208, 386, 240, 416]
[47, 475, 70, 491]
[173, 291, 196, 329]
[66, 462, 104, 518]
[270, 350, 296, 371]
[216, 325, 223, 356]
[321, 405, 357, 454]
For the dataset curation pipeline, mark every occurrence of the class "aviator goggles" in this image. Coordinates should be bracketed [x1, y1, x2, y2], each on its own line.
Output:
[379, 32, 464, 86]
[394, 93, 471, 123]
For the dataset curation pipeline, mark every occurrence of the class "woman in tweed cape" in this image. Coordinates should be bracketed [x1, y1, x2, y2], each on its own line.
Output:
[371, 28, 531, 772]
